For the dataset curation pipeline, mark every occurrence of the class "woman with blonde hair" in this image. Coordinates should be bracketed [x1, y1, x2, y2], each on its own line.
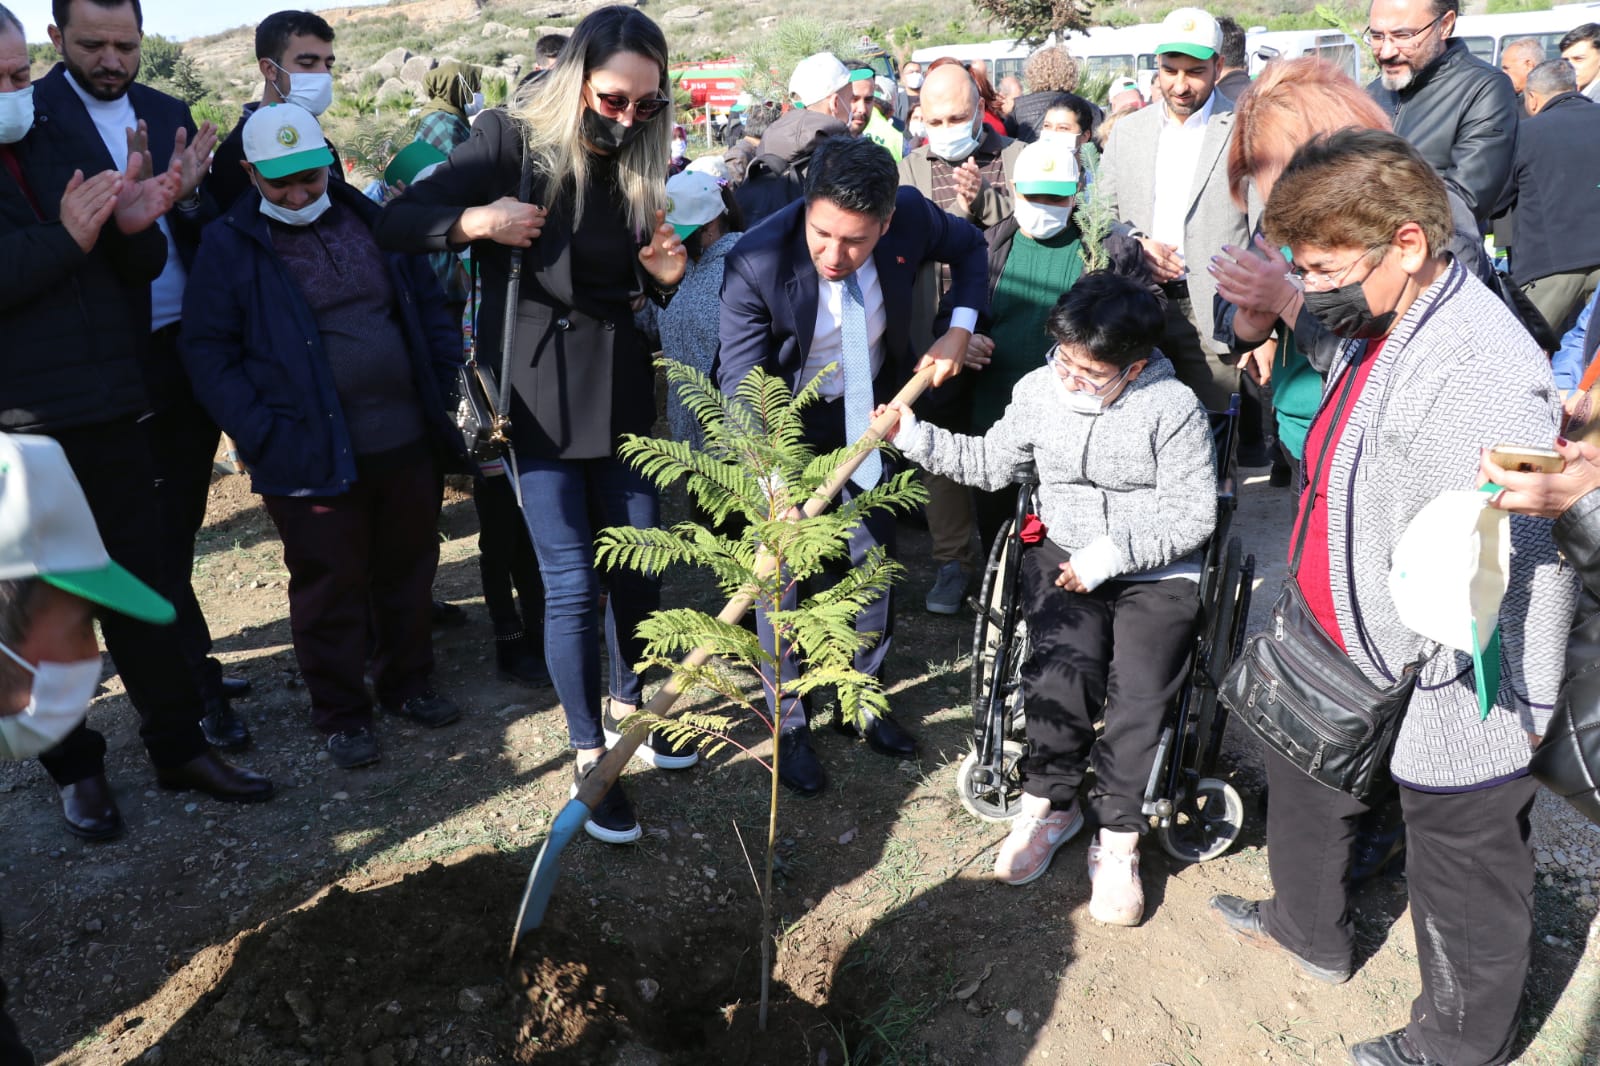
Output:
[378, 4, 690, 844]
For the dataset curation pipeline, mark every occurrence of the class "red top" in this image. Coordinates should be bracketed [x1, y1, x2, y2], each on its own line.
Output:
[1293, 340, 1384, 651]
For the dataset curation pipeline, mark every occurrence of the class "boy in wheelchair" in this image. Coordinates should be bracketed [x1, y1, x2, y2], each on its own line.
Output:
[880, 273, 1216, 925]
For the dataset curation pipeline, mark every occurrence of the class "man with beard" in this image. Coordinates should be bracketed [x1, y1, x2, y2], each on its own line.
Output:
[1097, 7, 1252, 415]
[1364, 0, 1519, 229]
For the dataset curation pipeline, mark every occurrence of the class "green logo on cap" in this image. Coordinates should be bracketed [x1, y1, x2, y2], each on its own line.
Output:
[277, 125, 299, 148]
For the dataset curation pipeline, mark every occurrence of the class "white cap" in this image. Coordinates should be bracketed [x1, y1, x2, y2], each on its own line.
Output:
[1156, 8, 1223, 60]
[685, 154, 732, 182]
[1013, 140, 1080, 197]
[1389, 490, 1509, 655]
[0, 435, 173, 623]
[665, 170, 725, 239]
[243, 102, 335, 179]
[789, 52, 852, 108]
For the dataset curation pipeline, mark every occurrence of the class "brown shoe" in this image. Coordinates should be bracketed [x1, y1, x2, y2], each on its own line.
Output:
[155, 752, 274, 803]
[59, 773, 123, 840]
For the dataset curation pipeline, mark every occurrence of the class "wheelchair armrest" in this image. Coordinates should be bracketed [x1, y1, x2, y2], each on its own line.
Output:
[1013, 461, 1039, 487]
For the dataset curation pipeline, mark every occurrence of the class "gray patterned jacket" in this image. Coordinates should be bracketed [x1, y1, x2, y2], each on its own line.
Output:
[1316, 261, 1577, 788]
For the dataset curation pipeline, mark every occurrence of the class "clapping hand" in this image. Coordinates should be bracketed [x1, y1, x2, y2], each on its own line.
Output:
[173, 122, 219, 200]
[952, 157, 984, 217]
[59, 169, 124, 253]
[113, 149, 182, 234]
[637, 209, 686, 289]
[1210, 236, 1299, 341]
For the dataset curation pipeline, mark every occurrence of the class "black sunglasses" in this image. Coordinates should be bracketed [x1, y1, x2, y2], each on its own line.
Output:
[589, 84, 671, 120]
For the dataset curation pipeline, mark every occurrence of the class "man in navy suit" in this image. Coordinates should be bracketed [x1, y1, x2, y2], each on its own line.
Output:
[0, 0, 272, 836]
[718, 135, 987, 795]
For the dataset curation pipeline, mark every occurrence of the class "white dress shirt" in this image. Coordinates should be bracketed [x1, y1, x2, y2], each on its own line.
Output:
[804, 256, 979, 398]
[1148, 93, 1215, 266]
[65, 74, 187, 331]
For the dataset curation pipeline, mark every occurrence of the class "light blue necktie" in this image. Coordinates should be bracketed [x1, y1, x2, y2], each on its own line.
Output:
[841, 273, 881, 488]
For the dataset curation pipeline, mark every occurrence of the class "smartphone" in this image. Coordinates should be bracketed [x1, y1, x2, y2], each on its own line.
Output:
[1489, 444, 1566, 474]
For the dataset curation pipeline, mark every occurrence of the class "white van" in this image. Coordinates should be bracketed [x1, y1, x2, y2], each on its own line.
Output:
[1063, 23, 1360, 99]
[1454, 2, 1600, 64]
[908, 40, 1034, 84]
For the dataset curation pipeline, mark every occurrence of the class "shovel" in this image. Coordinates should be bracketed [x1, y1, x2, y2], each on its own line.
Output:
[510, 366, 936, 957]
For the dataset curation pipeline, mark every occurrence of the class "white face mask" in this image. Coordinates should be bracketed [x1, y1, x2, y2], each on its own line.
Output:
[1014, 198, 1075, 240]
[925, 116, 981, 163]
[1051, 358, 1135, 414]
[255, 176, 332, 226]
[905, 72, 924, 90]
[273, 62, 334, 116]
[908, 120, 926, 139]
[466, 91, 485, 117]
[0, 641, 100, 760]
[0, 85, 35, 145]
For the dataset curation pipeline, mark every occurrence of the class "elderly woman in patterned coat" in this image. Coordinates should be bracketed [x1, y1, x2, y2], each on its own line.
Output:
[1207, 129, 1576, 1066]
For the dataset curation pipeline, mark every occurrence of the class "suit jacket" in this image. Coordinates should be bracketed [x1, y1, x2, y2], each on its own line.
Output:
[1493, 92, 1600, 287]
[34, 66, 215, 409]
[716, 185, 988, 412]
[1097, 93, 1255, 356]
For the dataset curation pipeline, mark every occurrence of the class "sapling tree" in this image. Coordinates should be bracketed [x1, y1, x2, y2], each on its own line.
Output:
[596, 362, 926, 1029]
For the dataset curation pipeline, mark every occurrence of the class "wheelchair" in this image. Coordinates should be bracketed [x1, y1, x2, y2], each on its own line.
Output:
[955, 396, 1256, 864]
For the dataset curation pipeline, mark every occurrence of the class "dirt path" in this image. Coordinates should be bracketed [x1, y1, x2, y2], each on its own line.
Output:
[2, 464, 1595, 1065]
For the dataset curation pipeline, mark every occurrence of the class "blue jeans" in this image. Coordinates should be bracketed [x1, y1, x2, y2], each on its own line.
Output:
[517, 456, 660, 749]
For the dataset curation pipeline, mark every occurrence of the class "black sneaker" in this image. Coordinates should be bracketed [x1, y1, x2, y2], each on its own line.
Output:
[327, 728, 381, 769]
[431, 599, 467, 628]
[570, 760, 642, 844]
[384, 690, 462, 728]
[495, 632, 551, 688]
[602, 701, 699, 770]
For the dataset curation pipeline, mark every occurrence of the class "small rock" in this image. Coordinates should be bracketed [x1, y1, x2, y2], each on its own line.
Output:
[1535, 849, 1553, 865]
[636, 978, 660, 1003]
[284, 989, 318, 1028]
[333, 791, 350, 802]
[141, 1046, 164, 1064]
[837, 827, 857, 845]
[456, 988, 484, 1012]
[1101, 1027, 1114, 1043]
[184, 803, 198, 814]
[1005, 1008, 1024, 1028]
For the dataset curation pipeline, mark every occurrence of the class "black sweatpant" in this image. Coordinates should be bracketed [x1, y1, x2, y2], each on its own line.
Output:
[1017, 538, 1199, 832]
[471, 470, 544, 637]
[37, 419, 211, 784]
[1259, 748, 1538, 1065]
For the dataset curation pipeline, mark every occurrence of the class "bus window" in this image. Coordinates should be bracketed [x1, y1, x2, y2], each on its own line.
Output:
[1458, 35, 1495, 63]
[995, 58, 1025, 81]
[1312, 41, 1359, 81]
[1081, 54, 1136, 82]
[1495, 31, 1570, 63]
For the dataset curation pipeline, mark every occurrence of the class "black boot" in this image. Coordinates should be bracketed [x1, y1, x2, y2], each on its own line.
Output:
[496, 631, 550, 687]
[200, 694, 251, 751]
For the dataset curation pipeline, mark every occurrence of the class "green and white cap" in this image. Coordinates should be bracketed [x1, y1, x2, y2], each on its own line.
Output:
[1013, 140, 1080, 197]
[0, 435, 173, 624]
[665, 170, 724, 240]
[1156, 8, 1223, 60]
[243, 102, 336, 180]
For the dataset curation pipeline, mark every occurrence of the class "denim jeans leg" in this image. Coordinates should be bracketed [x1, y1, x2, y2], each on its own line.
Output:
[517, 458, 606, 750]
[596, 456, 661, 706]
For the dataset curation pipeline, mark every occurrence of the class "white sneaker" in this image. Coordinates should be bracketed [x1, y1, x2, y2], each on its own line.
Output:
[993, 794, 1084, 885]
[1087, 828, 1144, 926]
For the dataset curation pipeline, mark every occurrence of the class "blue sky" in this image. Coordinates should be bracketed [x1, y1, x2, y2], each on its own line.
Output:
[10, 0, 387, 43]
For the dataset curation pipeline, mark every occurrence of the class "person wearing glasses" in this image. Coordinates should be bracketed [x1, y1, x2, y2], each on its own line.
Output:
[377, 5, 689, 845]
[1207, 129, 1574, 1066]
[1363, 0, 1519, 229]
[879, 271, 1215, 925]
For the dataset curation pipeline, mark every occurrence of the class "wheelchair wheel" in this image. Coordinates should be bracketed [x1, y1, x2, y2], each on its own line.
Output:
[1191, 538, 1250, 777]
[956, 742, 1027, 823]
[1157, 776, 1244, 863]
[970, 524, 1028, 739]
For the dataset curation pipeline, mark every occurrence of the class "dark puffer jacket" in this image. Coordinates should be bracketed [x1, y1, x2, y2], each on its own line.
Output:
[1540, 490, 1600, 822]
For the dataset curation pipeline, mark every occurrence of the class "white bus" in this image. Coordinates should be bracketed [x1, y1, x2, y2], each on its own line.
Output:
[1061, 23, 1359, 99]
[908, 40, 1034, 83]
[1454, 3, 1600, 64]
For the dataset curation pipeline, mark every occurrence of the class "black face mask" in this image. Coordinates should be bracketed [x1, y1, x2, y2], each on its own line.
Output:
[582, 107, 647, 153]
[1301, 281, 1397, 339]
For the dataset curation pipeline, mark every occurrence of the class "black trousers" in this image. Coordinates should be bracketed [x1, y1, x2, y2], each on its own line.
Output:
[471, 470, 544, 637]
[37, 419, 210, 783]
[1017, 538, 1199, 832]
[1260, 748, 1538, 1065]
[0, 923, 32, 1066]
[143, 393, 225, 702]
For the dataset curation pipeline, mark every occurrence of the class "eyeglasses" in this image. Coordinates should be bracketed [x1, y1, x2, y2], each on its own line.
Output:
[1045, 345, 1133, 393]
[588, 84, 671, 120]
[1362, 13, 1444, 48]
[1289, 248, 1384, 290]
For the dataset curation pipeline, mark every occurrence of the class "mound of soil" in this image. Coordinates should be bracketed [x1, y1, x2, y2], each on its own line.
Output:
[88, 846, 838, 1066]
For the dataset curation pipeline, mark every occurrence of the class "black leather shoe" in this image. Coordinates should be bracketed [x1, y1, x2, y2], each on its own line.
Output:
[59, 774, 123, 840]
[431, 599, 467, 628]
[199, 698, 251, 752]
[1349, 1029, 1443, 1066]
[496, 633, 551, 688]
[833, 707, 917, 758]
[156, 752, 274, 803]
[1208, 894, 1351, 984]
[220, 674, 252, 698]
[777, 727, 826, 797]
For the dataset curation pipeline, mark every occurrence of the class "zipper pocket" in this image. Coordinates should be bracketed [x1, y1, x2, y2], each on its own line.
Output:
[1250, 653, 1373, 747]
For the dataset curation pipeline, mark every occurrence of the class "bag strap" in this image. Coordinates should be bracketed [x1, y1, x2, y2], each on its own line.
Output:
[496, 145, 535, 414]
[1287, 344, 1365, 578]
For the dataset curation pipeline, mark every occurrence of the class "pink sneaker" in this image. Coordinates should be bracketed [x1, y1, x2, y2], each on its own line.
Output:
[993, 798, 1084, 885]
[1087, 829, 1144, 926]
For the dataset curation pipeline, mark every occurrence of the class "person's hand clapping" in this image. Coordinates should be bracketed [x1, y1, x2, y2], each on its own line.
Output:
[173, 122, 219, 200]
[637, 209, 686, 289]
[113, 150, 182, 234]
[952, 157, 984, 217]
[59, 169, 124, 253]
[1210, 236, 1299, 341]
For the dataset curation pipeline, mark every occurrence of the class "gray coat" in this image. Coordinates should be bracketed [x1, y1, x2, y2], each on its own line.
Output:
[896, 354, 1216, 585]
[1315, 261, 1576, 788]
[1097, 94, 1256, 356]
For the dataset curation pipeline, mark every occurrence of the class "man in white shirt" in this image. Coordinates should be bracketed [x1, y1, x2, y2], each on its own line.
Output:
[1096, 7, 1253, 413]
[718, 136, 988, 795]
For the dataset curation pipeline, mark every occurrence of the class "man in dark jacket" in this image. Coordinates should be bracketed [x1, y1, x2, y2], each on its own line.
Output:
[735, 52, 862, 228]
[1496, 59, 1600, 336]
[182, 103, 468, 771]
[1364, 0, 1520, 228]
[0, 0, 272, 840]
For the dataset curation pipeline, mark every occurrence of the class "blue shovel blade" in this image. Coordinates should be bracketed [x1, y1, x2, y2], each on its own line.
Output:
[510, 800, 591, 958]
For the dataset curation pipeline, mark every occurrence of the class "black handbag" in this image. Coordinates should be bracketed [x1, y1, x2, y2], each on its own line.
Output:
[450, 148, 533, 463]
[1529, 589, 1600, 824]
[1220, 354, 1422, 800]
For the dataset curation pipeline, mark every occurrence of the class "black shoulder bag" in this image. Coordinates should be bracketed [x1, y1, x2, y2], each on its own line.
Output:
[452, 147, 534, 462]
[1219, 354, 1421, 799]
